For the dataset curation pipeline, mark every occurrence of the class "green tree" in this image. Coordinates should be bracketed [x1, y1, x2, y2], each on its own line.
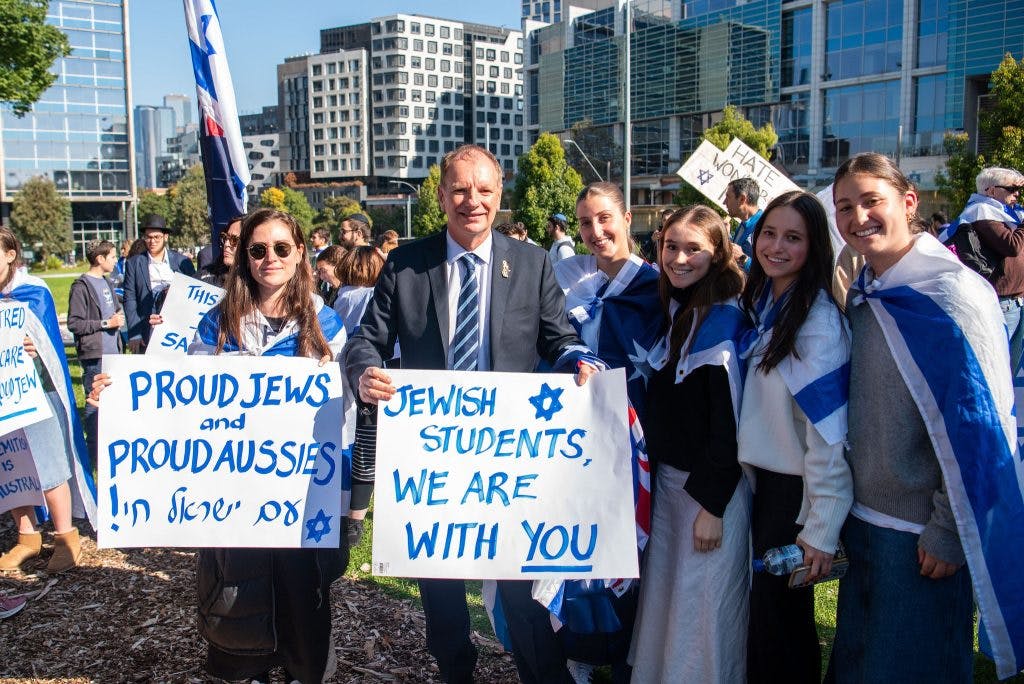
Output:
[0, 0, 71, 117]
[313, 194, 364, 236]
[934, 133, 984, 214]
[281, 187, 315, 236]
[259, 186, 286, 210]
[10, 175, 71, 260]
[136, 190, 171, 224]
[167, 165, 210, 248]
[673, 105, 778, 209]
[412, 164, 446, 237]
[511, 132, 584, 244]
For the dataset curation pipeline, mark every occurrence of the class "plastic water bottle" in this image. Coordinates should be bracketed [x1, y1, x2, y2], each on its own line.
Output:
[752, 544, 804, 575]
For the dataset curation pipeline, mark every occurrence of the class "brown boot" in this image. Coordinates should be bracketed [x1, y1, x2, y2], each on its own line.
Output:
[0, 532, 42, 571]
[46, 529, 81, 573]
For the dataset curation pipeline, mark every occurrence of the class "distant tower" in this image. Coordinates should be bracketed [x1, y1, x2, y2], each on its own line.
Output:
[163, 93, 192, 132]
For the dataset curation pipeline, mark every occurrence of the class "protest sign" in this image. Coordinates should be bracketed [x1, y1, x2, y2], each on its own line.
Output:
[676, 137, 800, 211]
[147, 273, 224, 356]
[0, 429, 44, 514]
[0, 302, 53, 433]
[372, 368, 639, 580]
[97, 354, 349, 548]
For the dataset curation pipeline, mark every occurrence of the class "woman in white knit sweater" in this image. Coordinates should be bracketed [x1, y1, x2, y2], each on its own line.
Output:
[737, 190, 852, 683]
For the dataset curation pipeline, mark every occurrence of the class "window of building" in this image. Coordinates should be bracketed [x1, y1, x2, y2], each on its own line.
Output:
[825, 0, 903, 81]
[822, 80, 901, 166]
[424, 23, 435, 36]
[411, 22, 421, 34]
[312, 64, 322, 76]
[414, 39, 424, 51]
[440, 26, 450, 38]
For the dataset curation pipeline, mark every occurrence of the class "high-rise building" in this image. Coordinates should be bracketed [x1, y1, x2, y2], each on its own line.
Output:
[134, 104, 175, 189]
[0, 0, 134, 251]
[239, 105, 280, 136]
[527, 0, 1023, 202]
[162, 93, 191, 132]
[277, 14, 524, 187]
[522, 0, 614, 24]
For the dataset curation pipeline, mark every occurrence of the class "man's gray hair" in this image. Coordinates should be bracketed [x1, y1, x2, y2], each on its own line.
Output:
[727, 177, 760, 206]
[976, 167, 1024, 194]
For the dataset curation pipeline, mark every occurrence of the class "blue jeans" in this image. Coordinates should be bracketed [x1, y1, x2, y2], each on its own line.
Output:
[826, 516, 973, 683]
[80, 358, 102, 471]
[1000, 295, 1024, 374]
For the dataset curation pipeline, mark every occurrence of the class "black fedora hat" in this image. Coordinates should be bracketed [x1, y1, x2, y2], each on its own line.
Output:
[141, 214, 174, 233]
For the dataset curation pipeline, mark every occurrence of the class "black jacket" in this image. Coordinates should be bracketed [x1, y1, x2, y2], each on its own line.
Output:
[66, 274, 123, 360]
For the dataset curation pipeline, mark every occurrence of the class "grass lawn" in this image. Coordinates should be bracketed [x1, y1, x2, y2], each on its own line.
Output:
[46, 274, 81, 318]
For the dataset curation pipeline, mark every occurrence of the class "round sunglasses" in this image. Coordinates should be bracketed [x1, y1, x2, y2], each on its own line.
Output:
[247, 241, 295, 260]
[220, 232, 240, 248]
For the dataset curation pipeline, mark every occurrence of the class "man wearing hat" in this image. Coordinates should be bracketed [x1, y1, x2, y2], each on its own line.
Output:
[339, 213, 371, 250]
[546, 213, 575, 266]
[123, 214, 196, 352]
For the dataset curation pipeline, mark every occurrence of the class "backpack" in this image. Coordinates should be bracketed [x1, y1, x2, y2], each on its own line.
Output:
[943, 221, 1003, 281]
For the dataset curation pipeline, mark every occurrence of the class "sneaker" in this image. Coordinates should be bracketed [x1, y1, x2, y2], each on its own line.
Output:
[345, 517, 364, 548]
[566, 659, 595, 684]
[0, 595, 27, 619]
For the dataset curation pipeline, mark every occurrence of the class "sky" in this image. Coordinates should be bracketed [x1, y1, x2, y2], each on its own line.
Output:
[129, 1, 522, 115]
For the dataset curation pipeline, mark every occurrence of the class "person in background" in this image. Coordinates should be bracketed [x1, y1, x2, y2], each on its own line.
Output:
[122, 214, 195, 352]
[339, 213, 372, 250]
[827, 153, 1024, 682]
[0, 227, 96, 574]
[495, 222, 529, 242]
[547, 212, 575, 265]
[725, 177, 763, 266]
[929, 211, 948, 237]
[374, 229, 400, 255]
[67, 240, 124, 470]
[309, 226, 331, 262]
[641, 206, 675, 265]
[116, 239, 132, 276]
[197, 216, 243, 288]
[738, 191, 852, 683]
[629, 205, 751, 682]
[314, 245, 347, 307]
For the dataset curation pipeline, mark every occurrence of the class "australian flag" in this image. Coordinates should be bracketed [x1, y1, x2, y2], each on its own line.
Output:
[184, 0, 250, 251]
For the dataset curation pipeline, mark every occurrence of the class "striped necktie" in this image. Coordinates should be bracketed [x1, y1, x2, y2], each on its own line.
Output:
[451, 253, 480, 371]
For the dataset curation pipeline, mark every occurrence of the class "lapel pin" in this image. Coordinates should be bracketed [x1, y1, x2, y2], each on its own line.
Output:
[501, 260, 511, 278]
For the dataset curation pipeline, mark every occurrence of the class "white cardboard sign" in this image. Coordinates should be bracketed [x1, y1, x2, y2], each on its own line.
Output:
[0, 303, 53, 433]
[97, 354, 348, 548]
[677, 137, 801, 211]
[147, 273, 224, 356]
[372, 368, 639, 580]
[0, 429, 44, 514]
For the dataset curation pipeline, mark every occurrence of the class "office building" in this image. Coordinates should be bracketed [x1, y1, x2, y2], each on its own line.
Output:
[239, 105, 279, 135]
[0, 0, 134, 252]
[243, 132, 280, 196]
[134, 104, 175, 189]
[162, 93, 191, 132]
[522, 0, 614, 24]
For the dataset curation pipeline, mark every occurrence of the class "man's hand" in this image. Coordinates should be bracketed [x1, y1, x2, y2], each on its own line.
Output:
[107, 311, 125, 329]
[358, 366, 395, 405]
[574, 361, 600, 386]
[917, 546, 961, 580]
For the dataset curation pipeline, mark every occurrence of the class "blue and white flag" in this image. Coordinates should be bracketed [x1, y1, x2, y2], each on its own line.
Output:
[850, 233, 1024, 679]
[184, 0, 250, 249]
[3, 271, 96, 525]
[938, 192, 1020, 244]
[743, 288, 850, 446]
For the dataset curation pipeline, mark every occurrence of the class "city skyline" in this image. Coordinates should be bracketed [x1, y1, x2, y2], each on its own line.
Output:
[128, 1, 521, 115]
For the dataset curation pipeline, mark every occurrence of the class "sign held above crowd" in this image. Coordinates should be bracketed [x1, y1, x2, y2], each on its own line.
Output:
[677, 137, 800, 211]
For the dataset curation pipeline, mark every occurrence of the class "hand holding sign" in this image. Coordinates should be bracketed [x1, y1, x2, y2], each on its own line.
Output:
[0, 303, 52, 433]
[147, 273, 224, 357]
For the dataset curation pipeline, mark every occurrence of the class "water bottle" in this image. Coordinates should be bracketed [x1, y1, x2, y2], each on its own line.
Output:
[752, 544, 804, 575]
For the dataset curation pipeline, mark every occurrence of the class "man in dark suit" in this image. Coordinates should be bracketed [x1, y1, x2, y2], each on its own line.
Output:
[343, 145, 597, 683]
[123, 214, 196, 352]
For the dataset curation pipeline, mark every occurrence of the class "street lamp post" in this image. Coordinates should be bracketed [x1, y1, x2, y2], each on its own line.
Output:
[388, 179, 419, 239]
[561, 139, 604, 182]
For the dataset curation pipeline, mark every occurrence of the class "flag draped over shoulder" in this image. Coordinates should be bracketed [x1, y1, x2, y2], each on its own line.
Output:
[850, 234, 1024, 679]
[184, 0, 250, 248]
[3, 271, 96, 525]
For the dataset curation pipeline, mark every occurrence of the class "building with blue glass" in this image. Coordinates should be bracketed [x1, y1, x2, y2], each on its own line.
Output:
[526, 0, 1023, 202]
[0, 0, 134, 253]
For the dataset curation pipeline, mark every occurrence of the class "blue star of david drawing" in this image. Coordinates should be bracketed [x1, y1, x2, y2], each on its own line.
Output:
[627, 339, 656, 386]
[697, 169, 714, 185]
[305, 509, 332, 543]
[529, 383, 564, 421]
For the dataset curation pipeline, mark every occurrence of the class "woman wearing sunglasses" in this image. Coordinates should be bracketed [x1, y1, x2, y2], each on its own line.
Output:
[198, 215, 244, 288]
[91, 208, 349, 684]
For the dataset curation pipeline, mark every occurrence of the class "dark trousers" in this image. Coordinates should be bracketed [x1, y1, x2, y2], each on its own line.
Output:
[80, 358, 102, 471]
[417, 578, 572, 684]
[747, 468, 820, 684]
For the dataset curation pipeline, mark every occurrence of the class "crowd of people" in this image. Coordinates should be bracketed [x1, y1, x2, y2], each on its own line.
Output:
[1, 143, 1022, 684]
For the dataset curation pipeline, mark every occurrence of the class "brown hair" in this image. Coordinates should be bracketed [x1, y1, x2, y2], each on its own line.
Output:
[315, 244, 347, 269]
[0, 228, 22, 292]
[86, 240, 116, 266]
[337, 245, 385, 288]
[834, 152, 924, 233]
[374, 230, 399, 253]
[659, 205, 744, 361]
[216, 208, 330, 358]
[576, 181, 627, 215]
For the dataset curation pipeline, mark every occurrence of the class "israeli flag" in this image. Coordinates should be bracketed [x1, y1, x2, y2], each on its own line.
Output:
[184, 0, 251, 247]
[851, 234, 1024, 679]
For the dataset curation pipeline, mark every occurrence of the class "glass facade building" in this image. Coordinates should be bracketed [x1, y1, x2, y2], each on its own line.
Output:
[0, 0, 133, 251]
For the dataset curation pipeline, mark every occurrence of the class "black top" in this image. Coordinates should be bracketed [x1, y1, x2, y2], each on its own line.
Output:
[645, 360, 740, 518]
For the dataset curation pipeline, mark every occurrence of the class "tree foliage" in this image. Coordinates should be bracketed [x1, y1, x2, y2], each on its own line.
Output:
[137, 190, 171, 224]
[674, 105, 778, 210]
[281, 187, 314, 236]
[937, 54, 1024, 209]
[313, 194, 366, 238]
[0, 0, 71, 117]
[511, 133, 584, 244]
[10, 175, 71, 260]
[412, 164, 446, 237]
[260, 186, 285, 211]
[168, 165, 209, 248]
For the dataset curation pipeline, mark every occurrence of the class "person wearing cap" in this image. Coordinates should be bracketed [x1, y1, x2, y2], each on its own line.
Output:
[123, 214, 196, 352]
[339, 213, 371, 250]
[547, 213, 575, 265]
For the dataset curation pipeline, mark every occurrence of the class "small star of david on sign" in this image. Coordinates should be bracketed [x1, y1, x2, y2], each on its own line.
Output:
[697, 169, 714, 185]
[305, 509, 332, 543]
[528, 382, 565, 421]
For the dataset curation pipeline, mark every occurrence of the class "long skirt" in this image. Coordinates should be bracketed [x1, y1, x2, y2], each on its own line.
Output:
[629, 466, 751, 683]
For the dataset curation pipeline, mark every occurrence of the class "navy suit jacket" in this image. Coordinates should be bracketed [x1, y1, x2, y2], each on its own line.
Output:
[123, 250, 196, 341]
[343, 229, 583, 387]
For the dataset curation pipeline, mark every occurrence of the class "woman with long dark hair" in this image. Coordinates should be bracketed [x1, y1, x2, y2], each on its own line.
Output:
[737, 190, 852, 682]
